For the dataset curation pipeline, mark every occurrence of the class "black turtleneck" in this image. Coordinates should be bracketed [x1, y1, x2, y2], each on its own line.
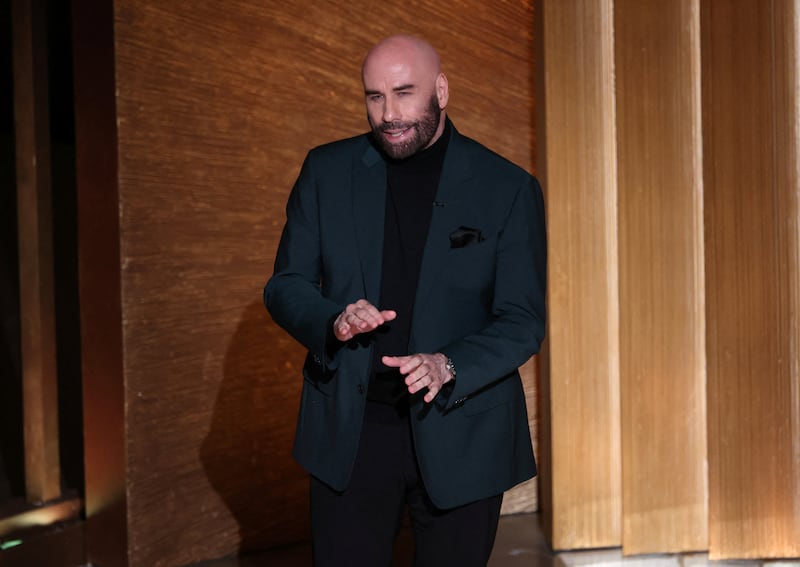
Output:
[368, 123, 451, 404]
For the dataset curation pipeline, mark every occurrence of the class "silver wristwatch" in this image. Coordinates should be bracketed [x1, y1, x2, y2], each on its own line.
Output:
[445, 357, 456, 380]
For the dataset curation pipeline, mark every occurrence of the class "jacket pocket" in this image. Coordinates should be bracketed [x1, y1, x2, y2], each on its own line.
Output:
[302, 351, 335, 396]
[461, 374, 516, 416]
[446, 234, 496, 290]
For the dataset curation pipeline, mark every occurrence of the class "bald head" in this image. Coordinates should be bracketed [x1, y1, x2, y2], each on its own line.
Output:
[362, 35, 442, 83]
[362, 35, 449, 160]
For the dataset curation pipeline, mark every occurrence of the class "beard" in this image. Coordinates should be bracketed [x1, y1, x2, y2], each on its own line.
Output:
[369, 95, 442, 160]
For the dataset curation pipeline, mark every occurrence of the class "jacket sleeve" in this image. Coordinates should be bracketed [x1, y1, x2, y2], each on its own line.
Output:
[263, 152, 343, 367]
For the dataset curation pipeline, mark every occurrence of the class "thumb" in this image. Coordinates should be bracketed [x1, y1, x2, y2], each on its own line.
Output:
[381, 355, 402, 367]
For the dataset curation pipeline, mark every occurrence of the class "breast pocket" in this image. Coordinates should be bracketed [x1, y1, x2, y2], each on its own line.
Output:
[446, 235, 497, 290]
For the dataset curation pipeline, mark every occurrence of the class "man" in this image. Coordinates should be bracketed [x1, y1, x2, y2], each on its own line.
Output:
[264, 34, 546, 566]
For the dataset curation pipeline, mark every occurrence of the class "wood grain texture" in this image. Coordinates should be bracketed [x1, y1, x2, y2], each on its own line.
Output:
[535, 0, 622, 550]
[702, 0, 800, 558]
[13, 0, 62, 504]
[615, 0, 708, 554]
[111, 1, 538, 564]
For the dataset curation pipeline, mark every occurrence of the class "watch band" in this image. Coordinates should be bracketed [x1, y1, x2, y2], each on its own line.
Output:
[445, 357, 456, 380]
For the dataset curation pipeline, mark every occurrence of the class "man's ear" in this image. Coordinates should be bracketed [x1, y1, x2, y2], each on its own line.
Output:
[436, 73, 449, 109]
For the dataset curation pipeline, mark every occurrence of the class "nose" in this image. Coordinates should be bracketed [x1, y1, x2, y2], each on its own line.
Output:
[382, 97, 399, 123]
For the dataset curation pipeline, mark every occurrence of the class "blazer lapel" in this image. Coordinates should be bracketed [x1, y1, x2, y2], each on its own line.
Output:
[412, 128, 474, 328]
[352, 141, 387, 304]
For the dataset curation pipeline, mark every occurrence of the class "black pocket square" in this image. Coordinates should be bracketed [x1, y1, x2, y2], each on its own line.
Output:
[449, 226, 483, 248]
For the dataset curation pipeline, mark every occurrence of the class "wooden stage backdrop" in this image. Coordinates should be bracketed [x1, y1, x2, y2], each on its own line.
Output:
[536, 0, 800, 560]
[71, 0, 800, 565]
[74, 1, 537, 565]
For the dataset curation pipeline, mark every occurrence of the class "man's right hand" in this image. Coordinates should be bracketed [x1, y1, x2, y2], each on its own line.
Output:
[333, 299, 396, 342]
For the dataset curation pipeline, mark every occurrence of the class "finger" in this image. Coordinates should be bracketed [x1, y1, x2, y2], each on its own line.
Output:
[406, 363, 439, 390]
[381, 354, 409, 369]
[400, 355, 427, 376]
[342, 309, 367, 330]
[423, 386, 439, 403]
[348, 311, 372, 331]
[335, 328, 356, 342]
[407, 375, 427, 394]
[343, 308, 380, 333]
[333, 314, 352, 341]
[424, 377, 440, 401]
[335, 301, 393, 342]
[407, 372, 442, 400]
[351, 304, 390, 330]
[404, 366, 425, 386]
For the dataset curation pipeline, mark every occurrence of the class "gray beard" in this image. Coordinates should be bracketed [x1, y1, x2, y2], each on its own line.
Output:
[370, 96, 441, 160]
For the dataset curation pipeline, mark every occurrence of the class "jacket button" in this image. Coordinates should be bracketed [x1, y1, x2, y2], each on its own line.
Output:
[357, 384, 365, 394]
[454, 397, 466, 407]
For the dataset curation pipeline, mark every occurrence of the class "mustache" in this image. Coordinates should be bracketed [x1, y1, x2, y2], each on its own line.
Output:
[378, 121, 416, 132]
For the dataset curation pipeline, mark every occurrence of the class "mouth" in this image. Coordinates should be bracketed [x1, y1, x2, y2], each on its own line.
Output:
[382, 125, 414, 142]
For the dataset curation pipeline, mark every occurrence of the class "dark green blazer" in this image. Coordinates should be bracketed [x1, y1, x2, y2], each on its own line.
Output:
[264, 122, 546, 509]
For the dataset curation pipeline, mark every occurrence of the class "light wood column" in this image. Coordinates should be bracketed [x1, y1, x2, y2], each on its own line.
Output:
[702, 0, 800, 559]
[535, 0, 622, 550]
[615, 0, 708, 554]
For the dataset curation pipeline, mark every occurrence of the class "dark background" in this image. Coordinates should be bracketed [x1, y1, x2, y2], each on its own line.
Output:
[0, 0, 83, 507]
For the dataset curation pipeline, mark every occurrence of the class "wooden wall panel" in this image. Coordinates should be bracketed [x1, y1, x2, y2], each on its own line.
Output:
[535, 0, 621, 550]
[615, 0, 708, 554]
[702, 0, 800, 559]
[539, 0, 800, 558]
[73, 0, 128, 564]
[110, 1, 537, 565]
[13, 0, 61, 504]
[72, 0, 800, 561]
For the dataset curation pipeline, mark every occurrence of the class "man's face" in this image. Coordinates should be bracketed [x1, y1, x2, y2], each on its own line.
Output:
[363, 54, 445, 160]
[368, 93, 441, 160]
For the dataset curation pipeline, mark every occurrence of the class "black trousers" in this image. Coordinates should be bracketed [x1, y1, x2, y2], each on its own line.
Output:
[310, 401, 503, 567]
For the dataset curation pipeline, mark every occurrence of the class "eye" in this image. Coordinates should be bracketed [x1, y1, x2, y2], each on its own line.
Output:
[368, 94, 383, 102]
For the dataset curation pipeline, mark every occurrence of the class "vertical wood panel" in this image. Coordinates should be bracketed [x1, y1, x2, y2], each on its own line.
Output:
[615, 0, 708, 554]
[12, 0, 61, 504]
[702, 0, 800, 558]
[72, 0, 128, 564]
[109, 1, 537, 564]
[535, 0, 621, 550]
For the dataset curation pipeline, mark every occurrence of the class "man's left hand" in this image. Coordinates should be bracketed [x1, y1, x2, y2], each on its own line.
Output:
[382, 353, 453, 403]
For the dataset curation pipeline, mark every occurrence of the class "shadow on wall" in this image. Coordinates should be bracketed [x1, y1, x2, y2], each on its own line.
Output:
[200, 300, 310, 554]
